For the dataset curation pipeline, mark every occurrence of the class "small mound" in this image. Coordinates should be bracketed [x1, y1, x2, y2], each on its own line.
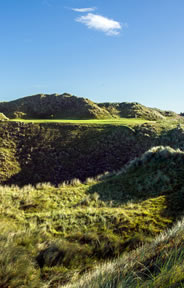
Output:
[99, 102, 166, 120]
[152, 107, 178, 118]
[90, 146, 184, 211]
[0, 113, 9, 121]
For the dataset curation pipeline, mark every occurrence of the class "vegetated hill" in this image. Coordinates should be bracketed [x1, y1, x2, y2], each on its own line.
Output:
[0, 93, 111, 119]
[0, 146, 184, 287]
[0, 120, 184, 186]
[0, 93, 178, 120]
[98, 102, 172, 120]
[98, 102, 177, 120]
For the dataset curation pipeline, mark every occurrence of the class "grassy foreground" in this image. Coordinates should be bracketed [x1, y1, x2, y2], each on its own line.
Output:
[1, 146, 184, 287]
[65, 217, 184, 288]
[0, 182, 171, 287]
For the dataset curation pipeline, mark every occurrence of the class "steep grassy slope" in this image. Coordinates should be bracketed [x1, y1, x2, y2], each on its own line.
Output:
[0, 146, 184, 287]
[0, 147, 20, 182]
[0, 119, 184, 185]
[0, 93, 111, 119]
[0, 121, 152, 185]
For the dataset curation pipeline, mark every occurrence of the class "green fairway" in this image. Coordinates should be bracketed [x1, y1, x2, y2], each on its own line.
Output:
[10, 118, 151, 125]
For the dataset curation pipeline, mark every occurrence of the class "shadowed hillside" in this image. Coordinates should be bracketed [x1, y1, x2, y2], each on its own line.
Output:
[89, 146, 184, 211]
[0, 120, 184, 186]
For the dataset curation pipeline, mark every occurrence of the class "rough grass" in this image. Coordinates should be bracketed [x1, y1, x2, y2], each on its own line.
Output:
[0, 185, 173, 286]
[88, 146, 184, 209]
[0, 146, 184, 287]
[0, 147, 21, 182]
[65, 217, 184, 288]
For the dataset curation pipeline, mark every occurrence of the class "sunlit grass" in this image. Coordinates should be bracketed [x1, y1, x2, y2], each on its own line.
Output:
[10, 118, 150, 126]
[0, 178, 174, 287]
[65, 217, 184, 288]
[1, 146, 184, 287]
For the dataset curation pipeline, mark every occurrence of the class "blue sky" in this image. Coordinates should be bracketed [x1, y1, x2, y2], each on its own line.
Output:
[0, 0, 184, 112]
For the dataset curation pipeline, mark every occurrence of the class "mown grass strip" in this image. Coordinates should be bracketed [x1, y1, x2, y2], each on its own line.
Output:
[10, 118, 150, 126]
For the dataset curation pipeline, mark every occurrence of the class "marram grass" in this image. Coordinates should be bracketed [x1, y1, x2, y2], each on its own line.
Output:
[0, 146, 184, 287]
[64, 217, 184, 288]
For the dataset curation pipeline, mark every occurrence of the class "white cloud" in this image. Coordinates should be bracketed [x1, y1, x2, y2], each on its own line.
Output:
[72, 7, 96, 13]
[75, 13, 122, 36]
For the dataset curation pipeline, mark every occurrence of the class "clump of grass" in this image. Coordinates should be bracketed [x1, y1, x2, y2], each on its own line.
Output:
[0, 236, 41, 288]
[69, 178, 82, 186]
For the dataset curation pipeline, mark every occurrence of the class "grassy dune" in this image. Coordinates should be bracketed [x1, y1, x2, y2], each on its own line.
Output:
[0, 146, 184, 287]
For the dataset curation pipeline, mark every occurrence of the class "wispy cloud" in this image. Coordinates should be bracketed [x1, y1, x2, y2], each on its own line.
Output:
[72, 7, 96, 13]
[75, 13, 122, 36]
